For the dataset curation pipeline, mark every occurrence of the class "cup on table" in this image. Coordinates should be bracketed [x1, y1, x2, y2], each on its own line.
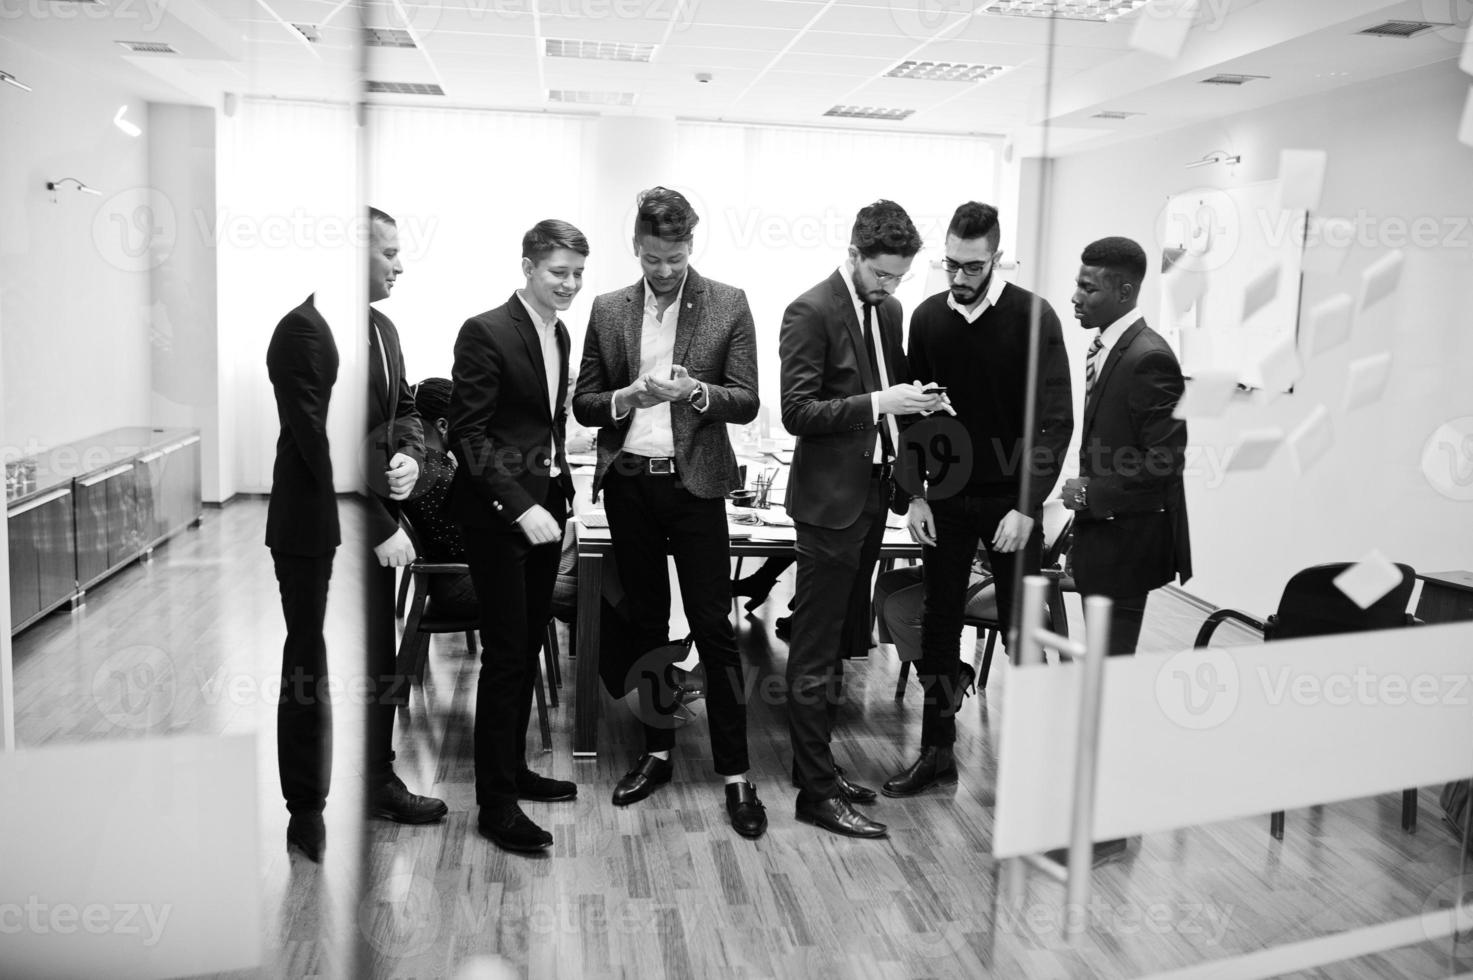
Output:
[728, 489, 760, 524]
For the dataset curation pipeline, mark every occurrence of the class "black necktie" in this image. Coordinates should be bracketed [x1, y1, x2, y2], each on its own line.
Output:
[863, 304, 894, 462]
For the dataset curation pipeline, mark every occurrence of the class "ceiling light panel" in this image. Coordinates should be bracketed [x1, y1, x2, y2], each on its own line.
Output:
[115, 40, 179, 54]
[984, 0, 1149, 22]
[823, 105, 915, 121]
[886, 60, 1007, 82]
[548, 89, 636, 106]
[364, 28, 417, 48]
[366, 81, 444, 95]
[292, 24, 320, 43]
[545, 38, 655, 62]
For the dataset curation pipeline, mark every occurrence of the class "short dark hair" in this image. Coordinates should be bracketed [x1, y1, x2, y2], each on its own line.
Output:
[412, 377, 451, 421]
[948, 202, 1000, 244]
[633, 186, 699, 243]
[522, 219, 590, 262]
[1081, 236, 1148, 289]
[850, 200, 923, 259]
[368, 206, 395, 226]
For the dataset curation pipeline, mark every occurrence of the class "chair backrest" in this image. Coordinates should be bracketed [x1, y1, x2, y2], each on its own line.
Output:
[1270, 562, 1416, 641]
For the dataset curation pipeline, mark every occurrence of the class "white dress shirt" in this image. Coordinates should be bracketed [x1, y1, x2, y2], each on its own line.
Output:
[945, 271, 1007, 324]
[621, 277, 686, 458]
[839, 261, 900, 462]
[515, 290, 562, 480]
[1094, 307, 1140, 368]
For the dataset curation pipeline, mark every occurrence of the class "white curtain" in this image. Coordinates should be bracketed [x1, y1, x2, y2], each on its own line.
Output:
[671, 121, 1000, 419]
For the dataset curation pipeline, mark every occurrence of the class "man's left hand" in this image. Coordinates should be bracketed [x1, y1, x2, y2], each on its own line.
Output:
[1061, 477, 1089, 513]
[386, 452, 420, 501]
[644, 364, 700, 402]
[992, 509, 1035, 553]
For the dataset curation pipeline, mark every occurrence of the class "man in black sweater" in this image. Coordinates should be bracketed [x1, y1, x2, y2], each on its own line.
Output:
[883, 202, 1074, 797]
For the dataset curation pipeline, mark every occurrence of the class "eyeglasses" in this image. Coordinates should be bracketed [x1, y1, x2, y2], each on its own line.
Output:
[864, 262, 913, 287]
[943, 258, 994, 278]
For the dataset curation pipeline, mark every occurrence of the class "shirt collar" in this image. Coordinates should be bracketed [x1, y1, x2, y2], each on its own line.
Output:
[946, 273, 1008, 324]
[839, 260, 866, 316]
[515, 290, 558, 333]
[1096, 308, 1140, 357]
[642, 273, 688, 314]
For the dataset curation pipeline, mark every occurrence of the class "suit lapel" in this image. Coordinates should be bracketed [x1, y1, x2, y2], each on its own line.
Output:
[622, 282, 644, 386]
[554, 321, 570, 415]
[368, 309, 391, 420]
[1084, 317, 1147, 432]
[510, 294, 552, 420]
[672, 269, 703, 366]
[829, 271, 876, 392]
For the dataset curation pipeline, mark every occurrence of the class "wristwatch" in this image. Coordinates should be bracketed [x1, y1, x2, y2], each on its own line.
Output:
[688, 382, 707, 407]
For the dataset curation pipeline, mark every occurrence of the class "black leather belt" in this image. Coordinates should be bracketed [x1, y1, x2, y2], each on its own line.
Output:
[871, 461, 894, 480]
[620, 452, 677, 476]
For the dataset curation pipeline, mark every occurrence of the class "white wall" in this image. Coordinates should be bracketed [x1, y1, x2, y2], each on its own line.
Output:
[1035, 61, 1473, 613]
[0, 37, 152, 458]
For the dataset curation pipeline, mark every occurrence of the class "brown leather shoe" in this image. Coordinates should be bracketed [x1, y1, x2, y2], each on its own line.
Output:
[882, 746, 958, 798]
[795, 794, 888, 839]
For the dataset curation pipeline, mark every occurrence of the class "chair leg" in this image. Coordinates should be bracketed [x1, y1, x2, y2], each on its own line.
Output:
[977, 629, 999, 690]
[533, 656, 552, 751]
[396, 567, 412, 618]
[465, 630, 478, 659]
[894, 660, 910, 700]
[396, 593, 430, 690]
[543, 623, 559, 708]
[1270, 810, 1285, 840]
[1403, 788, 1418, 832]
[548, 622, 562, 688]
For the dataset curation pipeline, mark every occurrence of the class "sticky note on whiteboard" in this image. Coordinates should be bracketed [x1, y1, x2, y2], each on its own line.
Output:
[1289, 404, 1334, 473]
[1334, 550, 1405, 609]
[1172, 370, 1239, 420]
[1302, 294, 1354, 359]
[1358, 250, 1404, 313]
[1277, 149, 1327, 212]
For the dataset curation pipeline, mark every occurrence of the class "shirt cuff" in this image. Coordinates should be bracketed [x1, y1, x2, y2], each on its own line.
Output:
[871, 391, 881, 425]
[611, 391, 630, 421]
[512, 505, 536, 526]
[690, 382, 710, 414]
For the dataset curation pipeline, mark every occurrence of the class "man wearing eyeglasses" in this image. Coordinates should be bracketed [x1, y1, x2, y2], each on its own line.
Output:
[779, 199, 947, 839]
[882, 202, 1073, 799]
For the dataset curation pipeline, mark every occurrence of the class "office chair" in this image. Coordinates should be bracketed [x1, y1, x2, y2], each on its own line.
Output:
[893, 500, 1074, 699]
[1194, 561, 1420, 840]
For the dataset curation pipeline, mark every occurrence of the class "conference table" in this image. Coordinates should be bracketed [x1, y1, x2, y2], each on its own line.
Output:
[566, 444, 922, 758]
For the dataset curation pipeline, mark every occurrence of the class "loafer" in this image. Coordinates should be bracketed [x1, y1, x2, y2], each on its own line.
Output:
[725, 781, 768, 839]
[286, 812, 325, 863]
[478, 804, 553, 853]
[882, 746, 958, 798]
[1044, 838, 1129, 868]
[795, 794, 888, 839]
[612, 754, 673, 806]
[791, 764, 878, 805]
[517, 769, 577, 803]
[367, 773, 449, 824]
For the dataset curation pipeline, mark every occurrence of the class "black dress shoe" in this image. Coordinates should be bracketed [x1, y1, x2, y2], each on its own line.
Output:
[1044, 837, 1129, 868]
[478, 804, 553, 853]
[367, 773, 449, 824]
[774, 615, 792, 641]
[612, 754, 673, 806]
[791, 764, 878, 805]
[795, 794, 888, 839]
[725, 781, 768, 839]
[517, 769, 578, 802]
[286, 812, 325, 863]
[731, 575, 776, 612]
[882, 745, 959, 798]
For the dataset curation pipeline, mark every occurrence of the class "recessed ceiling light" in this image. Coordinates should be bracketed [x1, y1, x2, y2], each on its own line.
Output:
[364, 27, 417, 48]
[115, 40, 178, 54]
[1357, 20, 1450, 38]
[824, 105, 915, 121]
[545, 38, 655, 62]
[1199, 73, 1270, 85]
[548, 89, 636, 106]
[1091, 110, 1143, 119]
[292, 23, 320, 43]
[885, 60, 1007, 82]
[984, 0, 1149, 22]
[366, 81, 445, 96]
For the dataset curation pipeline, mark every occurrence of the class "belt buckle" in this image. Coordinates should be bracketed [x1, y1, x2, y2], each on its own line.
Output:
[648, 457, 674, 475]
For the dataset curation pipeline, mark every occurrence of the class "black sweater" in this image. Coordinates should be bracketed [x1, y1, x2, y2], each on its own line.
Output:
[905, 282, 1074, 511]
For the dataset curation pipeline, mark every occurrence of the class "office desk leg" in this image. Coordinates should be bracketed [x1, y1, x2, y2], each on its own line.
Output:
[573, 553, 603, 758]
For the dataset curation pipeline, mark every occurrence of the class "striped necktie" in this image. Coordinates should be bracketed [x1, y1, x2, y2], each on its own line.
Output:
[1085, 335, 1105, 394]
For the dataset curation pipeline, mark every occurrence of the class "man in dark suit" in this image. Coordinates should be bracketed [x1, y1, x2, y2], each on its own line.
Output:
[266, 293, 339, 862]
[572, 186, 766, 839]
[449, 219, 585, 853]
[363, 208, 449, 828]
[780, 200, 946, 839]
[1062, 235, 1192, 657]
[884, 202, 1074, 798]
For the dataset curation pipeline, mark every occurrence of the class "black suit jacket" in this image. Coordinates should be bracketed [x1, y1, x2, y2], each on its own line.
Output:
[265, 294, 340, 557]
[447, 293, 574, 532]
[1071, 317, 1192, 598]
[365, 307, 425, 548]
[780, 269, 908, 529]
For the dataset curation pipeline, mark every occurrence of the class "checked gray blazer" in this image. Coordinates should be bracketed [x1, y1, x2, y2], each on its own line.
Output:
[572, 267, 759, 500]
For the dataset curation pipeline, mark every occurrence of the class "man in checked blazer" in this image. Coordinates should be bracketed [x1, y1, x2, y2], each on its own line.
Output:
[449, 219, 585, 853]
[572, 186, 767, 839]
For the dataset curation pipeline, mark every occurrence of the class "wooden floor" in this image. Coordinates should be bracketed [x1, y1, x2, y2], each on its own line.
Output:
[10, 499, 1472, 979]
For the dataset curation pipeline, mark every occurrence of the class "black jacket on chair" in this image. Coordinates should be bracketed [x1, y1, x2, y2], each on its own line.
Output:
[266, 294, 340, 557]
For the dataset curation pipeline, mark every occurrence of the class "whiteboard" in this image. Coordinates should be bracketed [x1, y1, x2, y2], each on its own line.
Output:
[1157, 180, 1307, 390]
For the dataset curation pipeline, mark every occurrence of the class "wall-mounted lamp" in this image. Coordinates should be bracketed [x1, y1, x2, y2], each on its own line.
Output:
[46, 178, 103, 202]
[1185, 150, 1242, 169]
[113, 105, 141, 137]
[0, 69, 32, 92]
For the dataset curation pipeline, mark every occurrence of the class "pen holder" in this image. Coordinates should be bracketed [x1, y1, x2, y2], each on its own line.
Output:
[752, 476, 773, 510]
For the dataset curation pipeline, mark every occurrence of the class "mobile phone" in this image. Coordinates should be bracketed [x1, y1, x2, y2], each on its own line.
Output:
[922, 386, 948, 395]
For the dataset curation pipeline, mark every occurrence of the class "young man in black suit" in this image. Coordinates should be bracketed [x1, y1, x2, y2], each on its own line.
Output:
[779, 200, 946, 839]
[884, 202, 1074, 798]
[364, 208, 449, 828]
[449, 220, 585, 853]
[1058, 236, 1191, 866]
[572, 187, 766, 838]
[266, 292, 339, 862]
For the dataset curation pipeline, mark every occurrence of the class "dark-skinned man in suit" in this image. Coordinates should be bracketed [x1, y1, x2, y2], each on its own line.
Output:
[780, 200, 946, 839]
[573, 186, 766, 839]
[449, 220, 585, 853]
